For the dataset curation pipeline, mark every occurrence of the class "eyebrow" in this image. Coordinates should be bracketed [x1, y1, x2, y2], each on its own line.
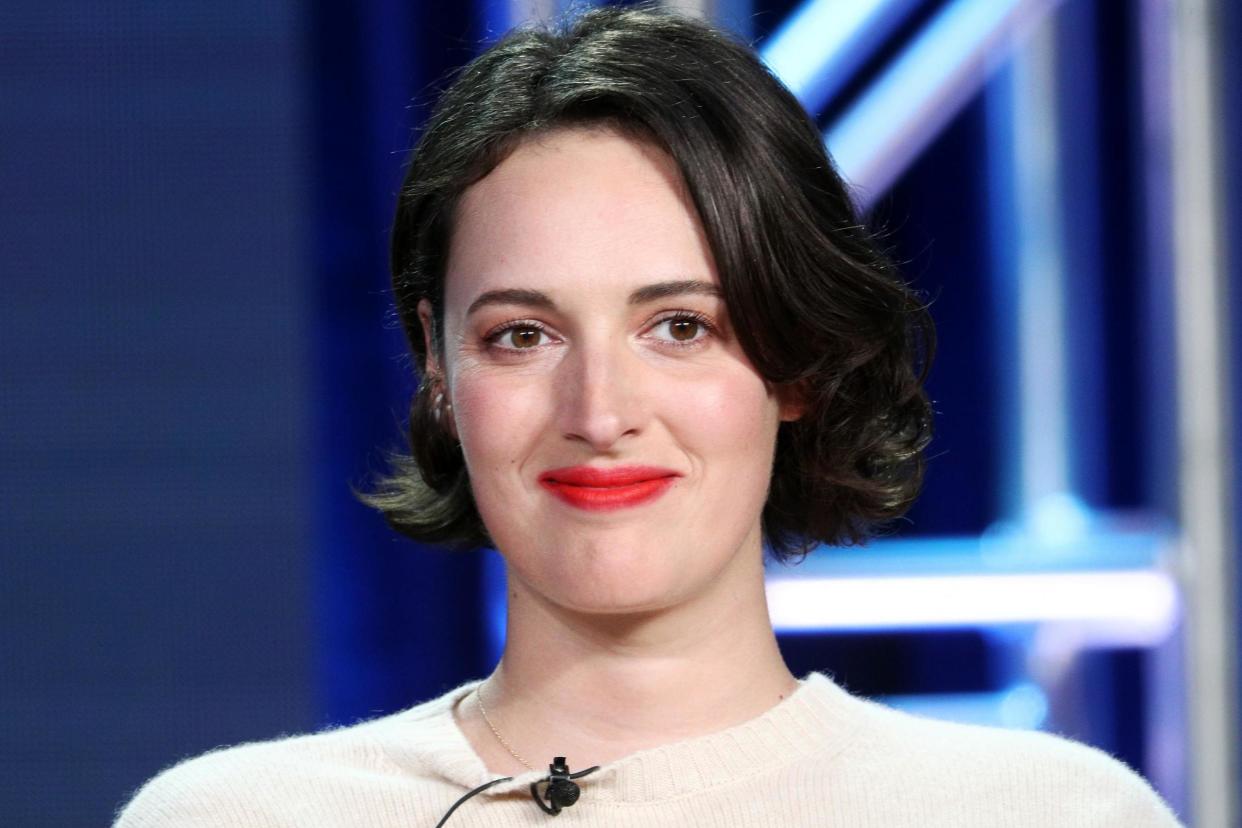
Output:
[465, 279, 722, 317]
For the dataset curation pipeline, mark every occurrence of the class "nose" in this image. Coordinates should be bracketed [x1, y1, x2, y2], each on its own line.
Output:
[555, 336, 645, 452]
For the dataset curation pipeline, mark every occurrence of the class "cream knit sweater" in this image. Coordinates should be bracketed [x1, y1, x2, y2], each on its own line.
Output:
[115, 673, 1182, 826]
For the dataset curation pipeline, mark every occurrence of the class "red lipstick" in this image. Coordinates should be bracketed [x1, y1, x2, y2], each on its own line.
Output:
[538, 465, 680, 512]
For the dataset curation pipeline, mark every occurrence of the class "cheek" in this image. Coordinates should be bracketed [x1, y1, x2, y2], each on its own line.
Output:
[676, 368, 780, 457]
[449, 372, 551, 488]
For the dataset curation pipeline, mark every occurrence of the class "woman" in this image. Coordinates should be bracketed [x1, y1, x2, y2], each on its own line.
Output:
[117, 6, 1182, 826]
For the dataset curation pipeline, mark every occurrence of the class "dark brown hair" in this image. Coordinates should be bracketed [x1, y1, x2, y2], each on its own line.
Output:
[361, 4, 934, 561]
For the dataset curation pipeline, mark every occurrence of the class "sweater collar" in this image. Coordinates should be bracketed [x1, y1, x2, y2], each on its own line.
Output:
[382, 673, 863, 804]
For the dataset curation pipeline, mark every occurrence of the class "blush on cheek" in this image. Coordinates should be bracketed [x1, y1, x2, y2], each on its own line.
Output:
[451, 377, 550, 478]
[687, 375, 780, 447]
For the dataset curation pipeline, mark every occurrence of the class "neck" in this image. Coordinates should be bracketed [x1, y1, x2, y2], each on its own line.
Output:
[458, 537, 796, 774]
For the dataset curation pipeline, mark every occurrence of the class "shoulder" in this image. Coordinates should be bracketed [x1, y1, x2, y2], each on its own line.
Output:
[112, 719, 384, 828]
[114, 687, 474, 828]
[114, 736, 300, 828]
[804, 676, 1183, 827]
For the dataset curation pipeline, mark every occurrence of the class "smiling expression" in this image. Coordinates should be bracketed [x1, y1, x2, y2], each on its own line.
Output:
[422, 127, 801, 615]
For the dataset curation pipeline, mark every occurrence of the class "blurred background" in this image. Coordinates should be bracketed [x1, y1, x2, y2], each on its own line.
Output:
[2, 0, 1239, 825]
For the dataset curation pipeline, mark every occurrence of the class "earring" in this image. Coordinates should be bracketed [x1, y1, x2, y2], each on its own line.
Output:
[432, 392, 453, 420]
[429, 378, 454, 428]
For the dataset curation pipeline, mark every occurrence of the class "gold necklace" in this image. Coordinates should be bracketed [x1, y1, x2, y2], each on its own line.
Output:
[475, 683, 535, 771]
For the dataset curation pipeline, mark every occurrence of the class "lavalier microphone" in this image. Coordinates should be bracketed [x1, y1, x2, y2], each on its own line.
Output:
[530, 757, 597, 815]
[434, 757, 600, 826]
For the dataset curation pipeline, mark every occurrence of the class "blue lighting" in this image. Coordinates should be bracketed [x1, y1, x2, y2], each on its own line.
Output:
[765, 520, 1179, 642]
[882, 683, 1050, 730]
[767, 569, 1177, 640]
[760, 0, 921, 115]
[482, 549, 508, 664]
[825, 0, 1045, 203]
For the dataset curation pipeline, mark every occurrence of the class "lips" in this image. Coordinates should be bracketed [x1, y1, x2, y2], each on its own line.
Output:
[538, 465, 680, 512]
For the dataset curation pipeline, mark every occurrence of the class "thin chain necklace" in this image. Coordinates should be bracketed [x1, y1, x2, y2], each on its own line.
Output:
[475, 683, 535, 771]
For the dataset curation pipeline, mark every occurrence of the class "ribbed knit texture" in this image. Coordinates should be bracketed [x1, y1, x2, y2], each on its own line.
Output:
[114, 674, 1183, 826]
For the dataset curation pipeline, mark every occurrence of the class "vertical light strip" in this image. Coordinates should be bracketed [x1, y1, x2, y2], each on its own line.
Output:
[660, 0, 712, 19]
[1136, 0, 1188, 808]
[1170, 0, 1240, 824]
[1009, 22, 1070, 515]
[661, 0, 754, 38]
[514, 0, 560, 27]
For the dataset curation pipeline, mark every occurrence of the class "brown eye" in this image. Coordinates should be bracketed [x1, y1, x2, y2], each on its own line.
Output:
[668, 319, 700, 341]
[651, 314, 710, 345]
[508, 326, 544, 348]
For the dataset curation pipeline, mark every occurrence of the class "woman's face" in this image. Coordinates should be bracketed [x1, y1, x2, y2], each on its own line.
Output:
[424, 127, 800, 616]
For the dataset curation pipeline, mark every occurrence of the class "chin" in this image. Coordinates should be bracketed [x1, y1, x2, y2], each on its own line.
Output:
[550, 578, 686, 617]
[508, 533, 707, 616]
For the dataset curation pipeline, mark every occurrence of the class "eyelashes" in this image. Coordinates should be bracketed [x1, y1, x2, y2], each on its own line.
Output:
[482, 311, 718, 354]
[651, 311, 714, 345]
[486, 320, 551, 351]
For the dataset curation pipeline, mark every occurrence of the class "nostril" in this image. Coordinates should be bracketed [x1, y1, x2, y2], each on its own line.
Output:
[554, 355, 642, 448]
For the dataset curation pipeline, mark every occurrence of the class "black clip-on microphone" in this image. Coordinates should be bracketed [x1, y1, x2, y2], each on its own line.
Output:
[529, 756, 600, 815]
[434, 757, 600, 826]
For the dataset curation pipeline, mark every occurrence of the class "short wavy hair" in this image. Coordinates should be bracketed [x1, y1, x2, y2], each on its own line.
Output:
[361, 5, 934, 561]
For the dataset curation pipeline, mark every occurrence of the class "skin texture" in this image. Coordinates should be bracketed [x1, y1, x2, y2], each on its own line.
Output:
[420, 127, 800, 773]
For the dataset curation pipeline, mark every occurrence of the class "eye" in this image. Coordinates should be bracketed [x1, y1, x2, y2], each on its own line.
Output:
[484, 321, 551, 351]
[648, 312, 713, 345]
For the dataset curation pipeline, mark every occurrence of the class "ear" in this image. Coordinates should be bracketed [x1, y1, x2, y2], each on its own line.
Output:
[416, 299, 441, 379]
[417, 299, 459, 439]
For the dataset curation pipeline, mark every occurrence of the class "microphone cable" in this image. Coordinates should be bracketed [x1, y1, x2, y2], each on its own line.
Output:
[434, 759, 600, 827]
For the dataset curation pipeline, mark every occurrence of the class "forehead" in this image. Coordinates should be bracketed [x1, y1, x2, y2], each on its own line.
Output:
[443, 127, 718, 307]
